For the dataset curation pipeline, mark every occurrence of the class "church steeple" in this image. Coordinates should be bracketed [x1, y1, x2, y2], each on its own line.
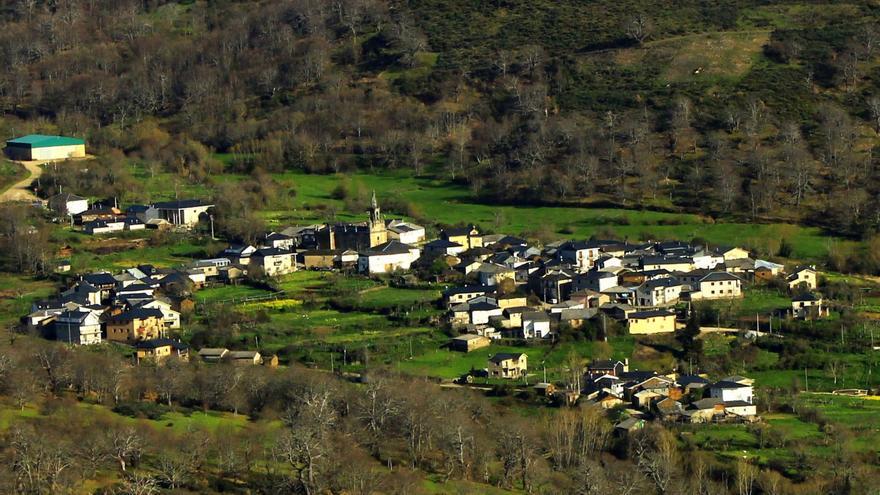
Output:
[369, 190, 382, 225]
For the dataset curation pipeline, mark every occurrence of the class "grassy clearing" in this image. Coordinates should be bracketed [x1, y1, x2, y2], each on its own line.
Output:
[764, 413, 822, 441]
[658, 31, 770, 83]
[355, 286, 441, 310]
[750, 354, 880, 392]
[396, 336, 635, 380]
[119, 160, 847, 261]
[194, 284, 273, 304]
[737, 287, 790, 315]
[0, 275, 56, 327]
[264, 171, 845, 260]
[737, 3, 865, 30]
[66, 234, 213, 272]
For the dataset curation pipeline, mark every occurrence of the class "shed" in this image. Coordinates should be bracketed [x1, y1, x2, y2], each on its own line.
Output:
[450, 334, 491, 352]
[5, 134, 86, 161]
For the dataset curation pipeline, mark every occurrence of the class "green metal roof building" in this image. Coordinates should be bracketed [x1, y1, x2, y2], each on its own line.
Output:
[5, 134, 86, 161]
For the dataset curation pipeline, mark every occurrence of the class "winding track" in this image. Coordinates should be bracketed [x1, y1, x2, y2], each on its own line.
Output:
[0, 160, 43, 202]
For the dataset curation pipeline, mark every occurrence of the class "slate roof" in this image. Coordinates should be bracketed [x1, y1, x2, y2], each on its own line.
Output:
[361, 240, 414, 256]
[442, 225, 478, 237]
[83, 272, 116, 287]
[107, 308, 164, 322]
[628, 309, 675, 319]
[425, 239, 463, 248]
[792, 292, 821, 302]
[50, 192, 86, 202]
[699, 272, 742, 283]
[266, 232, 293, 241]
[522, 311, 550, 322]
[641, 277, 683, 290]
[153, 199, 212, 209]
[676, 375, 709, 386]
[711, 380, 751, 389]
[136, 338, 188, 350]
[489, 352, 525, 364]
[443, 286, 489, 297]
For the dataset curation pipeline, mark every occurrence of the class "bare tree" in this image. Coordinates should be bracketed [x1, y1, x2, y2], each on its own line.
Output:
[626, 13, 653, 44]
[110, 428, 143, 473]
[736, 459, 758, 495]
[116, 472, 159, 495]
[632, 426, 679, 494]
[867, 96, 880, 133]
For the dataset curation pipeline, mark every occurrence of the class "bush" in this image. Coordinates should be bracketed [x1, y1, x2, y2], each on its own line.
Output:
[113, 401, 167, 420]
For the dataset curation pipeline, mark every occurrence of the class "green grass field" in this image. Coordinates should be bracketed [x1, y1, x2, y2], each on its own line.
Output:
[396, 336, 635, 381]
[736, 287, 791, 315]
[269, 171, 845, 260]
[195, 284, 273, 304]
[355, 286, 441, 310]
[124, 159, 846, 261]
[0, 275, 57, 327]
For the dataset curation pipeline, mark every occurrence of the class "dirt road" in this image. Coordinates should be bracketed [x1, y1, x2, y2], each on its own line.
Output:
[0, 160, 42, 202]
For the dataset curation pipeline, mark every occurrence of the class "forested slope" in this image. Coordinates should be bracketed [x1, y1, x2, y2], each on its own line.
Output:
[0, 0, 879, 238]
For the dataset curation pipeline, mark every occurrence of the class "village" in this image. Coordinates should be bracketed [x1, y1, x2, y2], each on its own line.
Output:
[10, 134, 838, 434]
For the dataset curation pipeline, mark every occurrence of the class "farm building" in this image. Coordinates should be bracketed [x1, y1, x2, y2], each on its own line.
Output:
[5, 134, 86, 161]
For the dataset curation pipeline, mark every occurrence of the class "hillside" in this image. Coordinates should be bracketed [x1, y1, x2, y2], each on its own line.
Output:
[1, 1, 879, 244]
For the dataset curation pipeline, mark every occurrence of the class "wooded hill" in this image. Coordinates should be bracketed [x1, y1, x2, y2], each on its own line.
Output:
[1, 1, 880, 238]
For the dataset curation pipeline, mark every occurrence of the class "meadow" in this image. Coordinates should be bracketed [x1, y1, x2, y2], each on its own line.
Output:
[121, 159, 846, 263]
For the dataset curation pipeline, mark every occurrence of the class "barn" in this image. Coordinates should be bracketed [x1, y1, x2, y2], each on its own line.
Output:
[5, 134, 86, 161]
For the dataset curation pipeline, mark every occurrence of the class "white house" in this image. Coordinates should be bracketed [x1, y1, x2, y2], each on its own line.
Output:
[791, 293, 826, 319]
[596, 256, 623, 269]
[691, 251, 724, 270]
[357, 240, 420, 274]
[575, 270, 619, 293]
[153, 199, 213, 227]
[558, 241, 602, 272]
[250, 248, 296, 277]
[466, 297, 503, 325]
[641, 256, 695, 272]
[715, 246, 751, 261]
[54, 309, 102, 345]
[787, 266, 818, 291]
[222, 245, 257, 265]
[695, 272, 742, 300]
[84, 219, 125, 234]
[709, 381, 754, 404]
[48, 193, 88, 216]
[137, 299, 181, 329]
[522, 311, 551, 338]
[476, 263, 516, 286]
[636, 278, 684, 307]
[723, 401, 757, 418]
[386, 219, 426, 245]
[423, 239, 466, 258]
[265, 232, 295, 250]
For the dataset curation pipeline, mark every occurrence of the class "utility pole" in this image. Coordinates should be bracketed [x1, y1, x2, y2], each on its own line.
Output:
[804, 368, 809, 392]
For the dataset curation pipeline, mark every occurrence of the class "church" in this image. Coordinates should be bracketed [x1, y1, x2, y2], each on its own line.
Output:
[315, 192, 388, 251]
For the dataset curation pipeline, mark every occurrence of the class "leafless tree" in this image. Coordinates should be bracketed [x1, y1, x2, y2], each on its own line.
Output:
[736, 459, 758, 495]
[626, 13, 653, 44]
[110, 427, 143, 473]
[867, 96, 880, 133]
[116, 471, 159, 495]
[9, 426, 73, 494]
[632, 426, 679, 494]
